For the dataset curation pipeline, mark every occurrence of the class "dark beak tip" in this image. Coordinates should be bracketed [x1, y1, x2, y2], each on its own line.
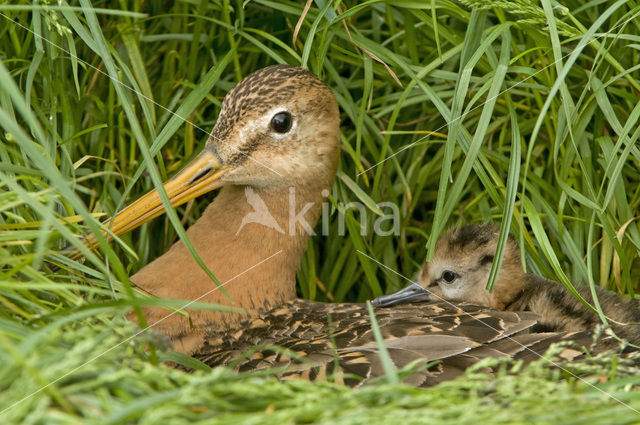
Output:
[371, 282, 433, 308]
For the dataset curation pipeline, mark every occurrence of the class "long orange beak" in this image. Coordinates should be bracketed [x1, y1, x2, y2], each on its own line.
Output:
[84, 148, 229, 251]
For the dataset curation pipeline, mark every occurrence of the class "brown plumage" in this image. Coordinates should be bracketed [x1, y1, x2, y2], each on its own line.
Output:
[419, 223, 640, 345]
[91, 67, 622, 387]
[195, 299, 598, 387]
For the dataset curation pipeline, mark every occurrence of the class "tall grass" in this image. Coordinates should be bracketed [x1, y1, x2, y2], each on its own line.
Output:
[1, 0, 640, 422]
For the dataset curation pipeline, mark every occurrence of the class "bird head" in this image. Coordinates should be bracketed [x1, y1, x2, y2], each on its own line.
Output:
[419, 223, 526, 309]
[99, 65, 340, 237]
[209, 65, 340, 188]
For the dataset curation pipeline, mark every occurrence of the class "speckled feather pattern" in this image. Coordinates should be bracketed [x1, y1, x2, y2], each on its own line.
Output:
[194, 299, 617, 387]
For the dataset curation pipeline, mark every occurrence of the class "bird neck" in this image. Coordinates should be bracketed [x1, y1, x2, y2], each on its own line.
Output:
[500, 274, 540, 311]
[130, 181, 330, 352]
[487, 262, 528, 309]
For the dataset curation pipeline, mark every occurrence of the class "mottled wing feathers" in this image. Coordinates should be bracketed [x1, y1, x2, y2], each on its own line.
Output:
[191, 299, 616, 386]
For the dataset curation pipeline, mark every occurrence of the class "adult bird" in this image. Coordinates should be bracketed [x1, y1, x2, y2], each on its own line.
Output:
[87, 65, 614, 385]
[100, 65, 340, 354]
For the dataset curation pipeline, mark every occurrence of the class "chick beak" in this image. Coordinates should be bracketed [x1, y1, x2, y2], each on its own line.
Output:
[371, 282, 433, 307]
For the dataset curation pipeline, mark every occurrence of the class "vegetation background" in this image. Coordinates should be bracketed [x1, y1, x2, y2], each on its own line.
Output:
[1, 0, 640, 423]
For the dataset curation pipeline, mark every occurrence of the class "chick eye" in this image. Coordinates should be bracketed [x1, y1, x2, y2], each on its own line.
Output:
[442, 270, 458, 283]
[270, 111, 293, 133]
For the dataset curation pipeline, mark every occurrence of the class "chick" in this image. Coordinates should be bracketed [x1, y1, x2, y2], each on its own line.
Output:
[419, 223, 640, 344]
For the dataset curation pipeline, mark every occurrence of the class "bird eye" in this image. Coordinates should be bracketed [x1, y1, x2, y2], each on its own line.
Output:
[270, 111, 293, 133]
[442, 270, 458, 283]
